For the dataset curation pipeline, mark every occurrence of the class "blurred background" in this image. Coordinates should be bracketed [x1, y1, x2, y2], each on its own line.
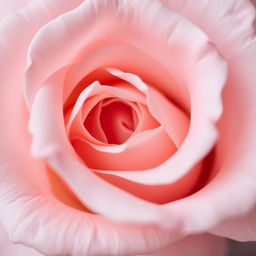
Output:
[229, 240, 256, 256]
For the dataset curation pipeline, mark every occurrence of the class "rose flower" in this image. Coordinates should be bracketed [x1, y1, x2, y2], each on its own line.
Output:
[0, 0, 256, 255]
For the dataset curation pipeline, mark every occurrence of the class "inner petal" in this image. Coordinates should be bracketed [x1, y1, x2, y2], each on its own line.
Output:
[100, 99, 137, 144]
[83, 100, 108, 143]
[84, 99, 138, 145]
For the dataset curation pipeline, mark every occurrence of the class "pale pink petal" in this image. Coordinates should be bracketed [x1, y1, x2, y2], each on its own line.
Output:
[1, 1, 250, 253]
[0, 190, 182, 256]
[93, 162, 201, 204]
[106, 67, 148, 93]
[64, 43, 181, 107]
[24, 0, 226, 115]
[161, 0, 255, 52]
[138, 234, 227, 256]
[0, 149, 179, 256]
[0, 224, 43, 256]
[66, 81, 101, 131]
[160, 0, 256, 241]
[210, 205, 256, 241]
[147, 86, 189, 148]
[0, 0, 29, 22]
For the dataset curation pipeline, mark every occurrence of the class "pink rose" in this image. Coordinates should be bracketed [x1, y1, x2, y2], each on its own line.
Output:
[0, 0, 255, 255]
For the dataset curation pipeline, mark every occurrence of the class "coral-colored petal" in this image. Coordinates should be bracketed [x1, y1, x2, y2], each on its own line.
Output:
[74, 126, 175, 170]
[67, 82, 157, 152]
[99, 100, 137, 144]
[83, 100, 108, 143]
[67, 82, 145, 136]
[29, 69, 173, 225]
[105, 68, 190, 147]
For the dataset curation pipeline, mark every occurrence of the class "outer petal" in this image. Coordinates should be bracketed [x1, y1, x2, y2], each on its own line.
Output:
[0, 224, 43, 256]
[162, 0, 256, 241]
[0, 0, 29, 21]
[0, 186, 181, 256]
[0, 1, 182, 255]
[139, 234, 227, 256]
[210, 205, 256, 241]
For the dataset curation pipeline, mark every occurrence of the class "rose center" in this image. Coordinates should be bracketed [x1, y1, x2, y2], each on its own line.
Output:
[84, 98, 138, 144]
